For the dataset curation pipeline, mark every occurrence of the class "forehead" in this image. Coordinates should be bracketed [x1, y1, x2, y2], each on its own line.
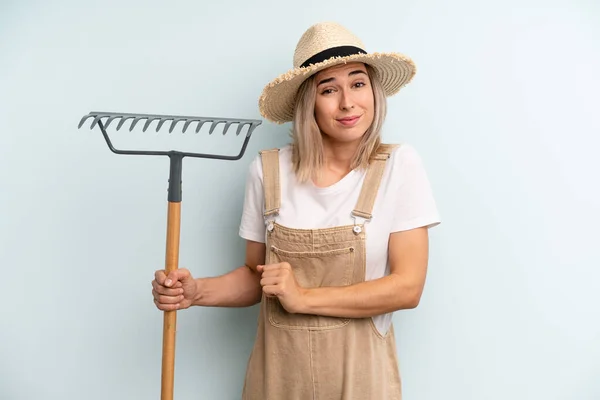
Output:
[314, 62, 367, 80]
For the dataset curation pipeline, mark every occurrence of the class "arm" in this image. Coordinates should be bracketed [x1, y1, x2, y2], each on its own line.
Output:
[152, 240, 265, 311]
[299, 227, 429, 318]
[260, 226, 429, 318]
[193, 240, 266, 307]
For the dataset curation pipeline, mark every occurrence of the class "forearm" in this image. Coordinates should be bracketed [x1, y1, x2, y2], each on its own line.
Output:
[193, 266, 262, 308]
[299, 274, 421, 318]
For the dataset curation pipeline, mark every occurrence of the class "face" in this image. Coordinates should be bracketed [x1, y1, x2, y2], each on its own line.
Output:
[313, 62, 375, 144]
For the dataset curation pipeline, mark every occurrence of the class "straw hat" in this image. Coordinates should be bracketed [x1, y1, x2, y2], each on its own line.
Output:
[258, 21, 417, 124]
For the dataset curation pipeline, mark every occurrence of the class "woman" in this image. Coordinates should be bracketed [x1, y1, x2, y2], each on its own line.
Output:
[152, 21, 441, 399]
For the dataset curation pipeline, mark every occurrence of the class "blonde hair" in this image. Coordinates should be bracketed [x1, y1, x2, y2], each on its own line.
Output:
[290, 64, 387, 183]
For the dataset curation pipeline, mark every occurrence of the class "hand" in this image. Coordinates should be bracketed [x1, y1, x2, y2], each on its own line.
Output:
[152, 268, 197, 311]
[258, 262, 306, 314]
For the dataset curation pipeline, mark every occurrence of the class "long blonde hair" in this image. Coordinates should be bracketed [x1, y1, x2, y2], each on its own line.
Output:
[290, 64, 387, 183]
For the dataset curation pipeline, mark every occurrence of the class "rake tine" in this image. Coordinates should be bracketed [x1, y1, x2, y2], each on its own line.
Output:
[129, 116, 148, 131]
[195, 119, 212, 133]
[247, 121, 261, 138]
[90, 115, 106, 130]
[156, 117, 174, 132]
[235, 122, 250, 136]
[209, 120, 226, 135]
[116, 116, 136, 131]
[143, 116, 161, 132]
[182, 119, 198, 133]
[78, 114, 94, 129]
[104, 115, 122, 130]
[169, 118, 187, 134]
[222, 121, 235, 135]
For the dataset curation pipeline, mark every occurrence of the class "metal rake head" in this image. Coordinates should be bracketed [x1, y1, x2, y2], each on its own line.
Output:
[78, 111, 262, 161]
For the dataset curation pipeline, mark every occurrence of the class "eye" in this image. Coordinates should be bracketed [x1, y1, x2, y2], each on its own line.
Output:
[321, 88, 335, 95]
[353, 81, 366, 88]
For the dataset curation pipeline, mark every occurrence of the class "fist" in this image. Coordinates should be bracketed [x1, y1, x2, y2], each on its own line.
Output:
[151, 268, 197, 311]
[258, 262, 305, 314]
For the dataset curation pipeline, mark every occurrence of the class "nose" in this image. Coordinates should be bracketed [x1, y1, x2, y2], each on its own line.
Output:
[339, 89, 354, 110]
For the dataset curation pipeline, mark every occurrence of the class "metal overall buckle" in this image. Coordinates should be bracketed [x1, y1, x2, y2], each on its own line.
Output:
[352, 213, 371, 234]
[264, 211, 279, 232]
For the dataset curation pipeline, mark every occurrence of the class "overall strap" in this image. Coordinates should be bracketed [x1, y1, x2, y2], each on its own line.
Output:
[259, 148, 281, 218]
[352, 144, 400, 220]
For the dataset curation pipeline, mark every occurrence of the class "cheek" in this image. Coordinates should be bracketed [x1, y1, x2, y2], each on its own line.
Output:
[361, 91, 375, 111]
[360, 92, 375, 121]
[314, 99, 334, 124]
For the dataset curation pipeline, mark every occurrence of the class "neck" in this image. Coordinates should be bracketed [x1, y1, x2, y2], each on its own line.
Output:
[311, 136, 361, 188]
[321, 136, 360, 171]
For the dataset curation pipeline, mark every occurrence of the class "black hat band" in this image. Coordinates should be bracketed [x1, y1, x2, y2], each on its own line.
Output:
[300, 46, 367, 68]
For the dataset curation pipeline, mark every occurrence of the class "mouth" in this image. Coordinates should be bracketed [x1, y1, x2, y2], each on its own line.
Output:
[336, 115, 361, 126]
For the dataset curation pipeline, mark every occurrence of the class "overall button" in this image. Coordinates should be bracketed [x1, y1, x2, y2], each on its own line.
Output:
[353, 225, 362, 234]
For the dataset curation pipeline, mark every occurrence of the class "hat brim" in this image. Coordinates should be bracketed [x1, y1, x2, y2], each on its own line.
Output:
[258, 52, 416, 124]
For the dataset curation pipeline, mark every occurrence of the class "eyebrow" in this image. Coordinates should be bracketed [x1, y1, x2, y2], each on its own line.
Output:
[316, 70, 367, 87]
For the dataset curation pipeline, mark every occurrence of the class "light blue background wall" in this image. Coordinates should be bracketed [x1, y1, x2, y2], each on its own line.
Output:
[1, 0, 599, 399]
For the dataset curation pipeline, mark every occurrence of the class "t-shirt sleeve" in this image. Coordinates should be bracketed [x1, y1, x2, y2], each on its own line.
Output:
[391, 144, 441, 232]
[238, 155, 267, 243]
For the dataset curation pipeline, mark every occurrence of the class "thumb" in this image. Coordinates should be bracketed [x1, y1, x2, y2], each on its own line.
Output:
[165, 268, 191, 287]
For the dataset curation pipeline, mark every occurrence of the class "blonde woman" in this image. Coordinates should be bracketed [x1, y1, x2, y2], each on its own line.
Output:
[152, 21, 441, 399]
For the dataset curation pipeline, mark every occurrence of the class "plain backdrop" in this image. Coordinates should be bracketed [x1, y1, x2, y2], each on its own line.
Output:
[1, 0, 599, 399]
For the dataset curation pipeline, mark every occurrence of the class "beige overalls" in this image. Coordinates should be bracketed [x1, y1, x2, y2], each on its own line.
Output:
[242, 145, 402, 400]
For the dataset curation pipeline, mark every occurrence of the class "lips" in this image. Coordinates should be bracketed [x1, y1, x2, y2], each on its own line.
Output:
[336, 115, 361, 126]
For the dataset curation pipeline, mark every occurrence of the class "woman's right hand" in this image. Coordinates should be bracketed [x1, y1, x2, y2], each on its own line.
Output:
[152, 268, 198, 311]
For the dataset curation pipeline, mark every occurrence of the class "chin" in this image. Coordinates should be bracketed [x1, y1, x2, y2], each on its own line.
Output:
[327, 130, 367, 143]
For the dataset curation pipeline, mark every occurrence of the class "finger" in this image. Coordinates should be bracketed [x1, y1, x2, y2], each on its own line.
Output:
[152, 289, 184, 304]
[154, 298, 180, 311]
[261, 263, 281, 271]
[165, 268, 191, 287]
[261, 269, 281, 278]
[152, 280, 184, 296]
[154, 270, 167, 285]
[155, 279, 182, 289]
[260, 277, 280, 287]
[262, 285, 280, 296]
[263, 262, 291, 271]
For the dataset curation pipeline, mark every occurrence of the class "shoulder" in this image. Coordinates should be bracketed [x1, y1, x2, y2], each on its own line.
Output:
[379, 143, 432, 184]
[258, 144, 293, 156]
[247, 144, 293, 181]
[380, 142, 423, 168]
[246, 152, 263, 183]
[256, 144, 293, 165]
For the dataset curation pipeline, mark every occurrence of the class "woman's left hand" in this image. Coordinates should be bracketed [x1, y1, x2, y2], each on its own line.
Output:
[257, 262, 306, 314]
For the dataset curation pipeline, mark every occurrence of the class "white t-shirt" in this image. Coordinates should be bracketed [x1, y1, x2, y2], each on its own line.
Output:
[239, 143, 441, 335]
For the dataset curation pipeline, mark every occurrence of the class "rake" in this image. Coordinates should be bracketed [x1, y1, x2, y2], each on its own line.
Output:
[78, 111, 262, 400]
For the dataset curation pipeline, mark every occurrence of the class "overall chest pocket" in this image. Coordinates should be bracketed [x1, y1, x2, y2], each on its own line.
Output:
[267, 244, 357, 330]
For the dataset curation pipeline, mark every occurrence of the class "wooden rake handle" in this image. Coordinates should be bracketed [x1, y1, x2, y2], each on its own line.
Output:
[162, 200, 181, 400]
[160, 154, 184, 400]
